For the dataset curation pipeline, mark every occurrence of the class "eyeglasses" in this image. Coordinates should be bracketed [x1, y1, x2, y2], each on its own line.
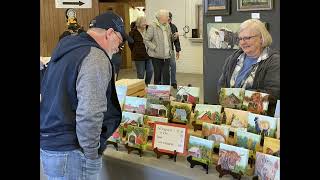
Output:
[238, 35, 258, 42]
[112, 31, 125, 50]
[113, 31, 123, 43]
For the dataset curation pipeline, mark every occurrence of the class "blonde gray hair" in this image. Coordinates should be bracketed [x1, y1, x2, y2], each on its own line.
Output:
[155, 9, 169, 20]
[135, 16, 147, 28]
[239, 19, 272, 48]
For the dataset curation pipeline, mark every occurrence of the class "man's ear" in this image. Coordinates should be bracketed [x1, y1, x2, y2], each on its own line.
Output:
[105, 28, 114, 39]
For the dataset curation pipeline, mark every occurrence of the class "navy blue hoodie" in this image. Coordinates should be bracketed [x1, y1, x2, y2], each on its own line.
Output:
[40, 32, 121, 155]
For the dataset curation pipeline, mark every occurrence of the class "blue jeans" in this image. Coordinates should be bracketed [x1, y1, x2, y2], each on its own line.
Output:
[134, 59, 153, 85]
[169, 52, 177, 85]
[40, 149, 102, 180]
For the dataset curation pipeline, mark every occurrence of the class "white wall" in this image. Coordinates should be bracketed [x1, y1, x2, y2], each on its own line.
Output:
[145, 0, 203, 74]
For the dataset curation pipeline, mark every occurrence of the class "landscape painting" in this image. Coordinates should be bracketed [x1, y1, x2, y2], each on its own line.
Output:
[263, 137, 280, 157]
[248, 113, 277, 138]
[121, 111, 144, 128]
[107, 128, 121, 143]
[188, 135, 214, 164]
[124, 96, 147, 114]
[219, 88, 245, 109]
[218, 143, 249, 174]
[176, 86, 200, 105]
[145, 100, 170, 117]
[143, 115, 168, 136]
[207, 23, 240, 49]
[255, 152, 280, 180]
[236, 130, 261, 151]
[116, 85, 127, 110]
[242, 90, 269, 115]
[224, 108, 249, 129]
[202, 122, 229, 148]
[146, 85, 171, 101]
[170, 101, 193, 124]
[194, 104, 222, 125]
[126, 125, 149, 150]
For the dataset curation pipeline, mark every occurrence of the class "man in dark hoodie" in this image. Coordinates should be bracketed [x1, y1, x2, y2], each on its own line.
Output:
[40, 12, 130, 179]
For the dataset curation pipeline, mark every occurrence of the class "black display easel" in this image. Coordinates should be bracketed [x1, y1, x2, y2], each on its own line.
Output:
[187, 156, 209, 174]
[125, 143, 143, 157]
[248, 154, 255, 168]
[216, 164, 243, 180]
[191, 121, 202, 131]
[106, 141, 119, 151]
[153, 147, 177, 162]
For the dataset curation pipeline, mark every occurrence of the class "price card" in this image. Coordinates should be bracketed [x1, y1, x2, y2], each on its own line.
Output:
[152, 122, 188, 155]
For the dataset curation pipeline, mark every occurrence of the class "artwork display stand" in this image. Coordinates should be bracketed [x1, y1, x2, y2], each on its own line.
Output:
[216, 164, 242, 180]
[106, 141, 119, 151]
[187, 156, 209, 174]
[191, 121, 202, 131]
[153, 147, 177, 162]
[248, 155, 255, 168]
[125, 143, 143, 157]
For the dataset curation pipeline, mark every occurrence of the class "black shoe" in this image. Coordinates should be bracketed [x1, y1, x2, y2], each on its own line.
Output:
[171, 83, 177, 89]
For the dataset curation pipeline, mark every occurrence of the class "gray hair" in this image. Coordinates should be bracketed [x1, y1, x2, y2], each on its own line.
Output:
[239, 19, 272, 48]
[155, 9, 169, 20]
[135, 16, 147, 28]
[87, 27, 107, 34]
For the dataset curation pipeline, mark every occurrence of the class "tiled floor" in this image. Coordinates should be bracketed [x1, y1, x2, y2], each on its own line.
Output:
[118, 68, 204, 103]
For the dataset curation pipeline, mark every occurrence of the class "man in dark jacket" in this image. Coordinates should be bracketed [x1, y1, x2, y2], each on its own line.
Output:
[168, 12, 181, 89]
[40, 12, 130, 179]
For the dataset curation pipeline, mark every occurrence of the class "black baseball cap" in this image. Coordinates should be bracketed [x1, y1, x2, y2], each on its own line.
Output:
[89, 12, 133, 43]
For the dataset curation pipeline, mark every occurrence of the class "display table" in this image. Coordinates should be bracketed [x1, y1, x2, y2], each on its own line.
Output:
[101, 145, 252, 180]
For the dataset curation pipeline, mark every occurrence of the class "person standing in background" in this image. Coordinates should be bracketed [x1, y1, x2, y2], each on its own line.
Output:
[129, 16, 153, 85]
[144, 9, 173, 85]
[168, 12, 181, 89]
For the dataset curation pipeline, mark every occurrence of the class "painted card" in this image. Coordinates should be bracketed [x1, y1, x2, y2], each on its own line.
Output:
[176, 86, 200, 105]
[276, 118, 280, 139]
[116, 85, 127, 110]
[236, 130, 261, 151]
[248, 113, 277, 138]
[126, 125, 149, 150]
[242, 90, 269, 115]
[274, 100, 280, 118]
[170, 101, 193, 124]
[202, 122, 229, 148]
[224, 108, 249, 129]
[194, 104, 222, 125]
[188, 135, 214, 164]
[107, 128, 121, 143]
[218, 143, 249, 174]
[152, 122, 188, 155]
[124, 96, 147, 114]
[145, 100, 170, 117]
[219, 88, 245, 109]
[255, 152, 280, 180]
[143, 115, 168, 136]
[146, 85, 171, 101]
[207, 23, 241, 49]
[263, 137, 280, 157]
[121, 111, 144, 128]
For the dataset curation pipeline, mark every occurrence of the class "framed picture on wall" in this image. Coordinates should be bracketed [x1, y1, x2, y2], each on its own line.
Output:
[204, 0, 230, 15]
[237, 0, 273, 11]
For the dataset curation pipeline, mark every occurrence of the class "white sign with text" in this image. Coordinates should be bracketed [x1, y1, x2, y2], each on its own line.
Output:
[153, 123, 187, 154]
[55, 0, 92, 9]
